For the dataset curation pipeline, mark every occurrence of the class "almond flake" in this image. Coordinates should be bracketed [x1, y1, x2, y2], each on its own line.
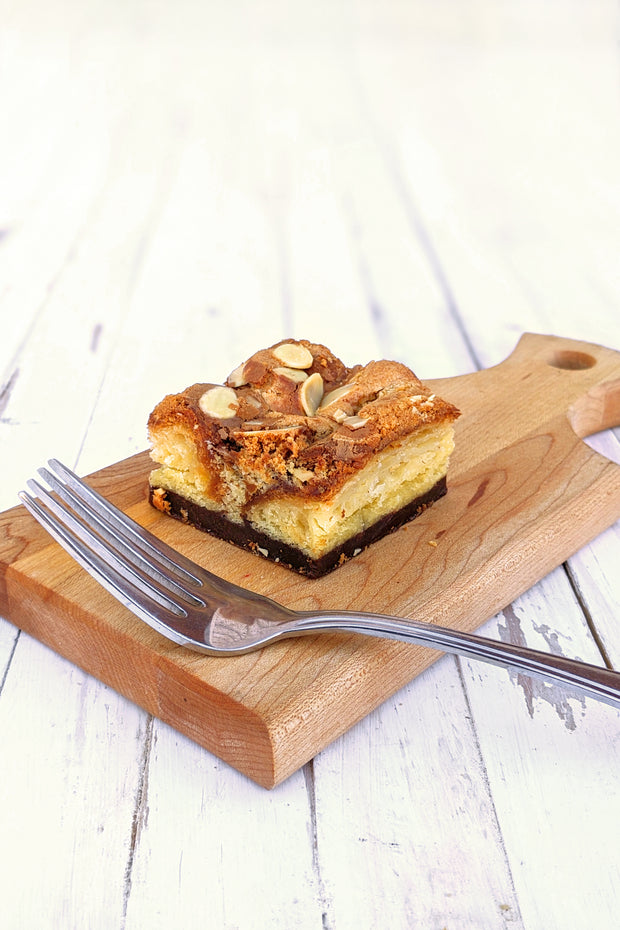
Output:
[300, 372, 324, 416]
[241, 420, 266, 429]
[227, 363, 248, 387]
[198, 386, 239, 419]
[318, 383, 352, 410]
[343, 415, 369, 430]
[274, 366, 308, 383]
[242, 424, 303, 435]
[273, 342, 314, 369]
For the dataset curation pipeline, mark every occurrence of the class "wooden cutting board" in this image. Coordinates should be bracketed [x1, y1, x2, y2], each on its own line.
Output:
[2, 333, 620, 788]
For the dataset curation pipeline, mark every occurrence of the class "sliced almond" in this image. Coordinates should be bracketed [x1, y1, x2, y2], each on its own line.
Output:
[318, 383, 352, 410]
[299, 372, 324, 416]
[331, 407, 348, 423]
[274, 366, 308, 383]
[227, 363, 248, 387]
[241, 424, 303, 435]
[198, 385, 239, 419]
[343, 415, 369, 430]
[273, 342, 314, 369]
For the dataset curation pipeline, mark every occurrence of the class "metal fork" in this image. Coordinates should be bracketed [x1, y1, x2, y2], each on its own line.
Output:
[19, 459, 620, 709]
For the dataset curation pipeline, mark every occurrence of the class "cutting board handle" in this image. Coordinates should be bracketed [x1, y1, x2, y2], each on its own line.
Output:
[508, 332, 620, 437]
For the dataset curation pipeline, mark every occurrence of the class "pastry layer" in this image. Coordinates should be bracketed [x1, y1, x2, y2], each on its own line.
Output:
[149, 421, 454, 560]
[149, 476, 447, 577]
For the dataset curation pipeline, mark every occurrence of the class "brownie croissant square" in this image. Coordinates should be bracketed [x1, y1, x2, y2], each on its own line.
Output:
[147, 339, 460, 577]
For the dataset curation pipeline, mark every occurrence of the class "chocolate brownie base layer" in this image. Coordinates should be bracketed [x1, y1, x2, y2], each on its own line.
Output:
[148, 476, 447, 578]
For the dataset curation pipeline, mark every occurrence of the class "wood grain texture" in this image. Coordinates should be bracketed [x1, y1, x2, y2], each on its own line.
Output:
[2, 333, 619, 787]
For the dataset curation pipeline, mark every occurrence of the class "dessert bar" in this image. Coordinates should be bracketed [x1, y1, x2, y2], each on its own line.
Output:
[147, 339, 460, 576]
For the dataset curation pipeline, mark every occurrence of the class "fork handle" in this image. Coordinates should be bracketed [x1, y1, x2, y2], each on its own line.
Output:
[296, 612, 620, 709]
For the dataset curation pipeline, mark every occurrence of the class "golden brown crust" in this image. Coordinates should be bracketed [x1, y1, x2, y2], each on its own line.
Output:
[147, 339, 460, 505]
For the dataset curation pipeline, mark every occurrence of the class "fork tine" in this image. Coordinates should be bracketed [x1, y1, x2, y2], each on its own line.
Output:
[46, 459, 206, 586]
[22, 477, 200, 615]
[45, 460, 280, 609]
[35, 467, 204, 608]
[18, 489, 193, 641]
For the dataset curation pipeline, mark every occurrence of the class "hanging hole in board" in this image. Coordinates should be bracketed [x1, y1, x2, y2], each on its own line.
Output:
[548, 350, 596, 371]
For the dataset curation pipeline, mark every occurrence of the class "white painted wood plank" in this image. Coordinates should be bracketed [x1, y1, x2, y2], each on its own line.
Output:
[352, 1, 620, 363]
[313, 657, 523, 929]
[70, 112, 289, 477]
[0, 620, 19, 683]
[568, 522, 620, 667]
[567, 429, 620, 669]
[329, 137, 477, 377]
[237, 48, 380, 362]
[0, 25, 197, 925]
[0, 100, 186, 500]
[459, 569, 620, 929]
[0, 101, 111, 379]
[0, 634, 147, 928]
[122, 726, 322, 930]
